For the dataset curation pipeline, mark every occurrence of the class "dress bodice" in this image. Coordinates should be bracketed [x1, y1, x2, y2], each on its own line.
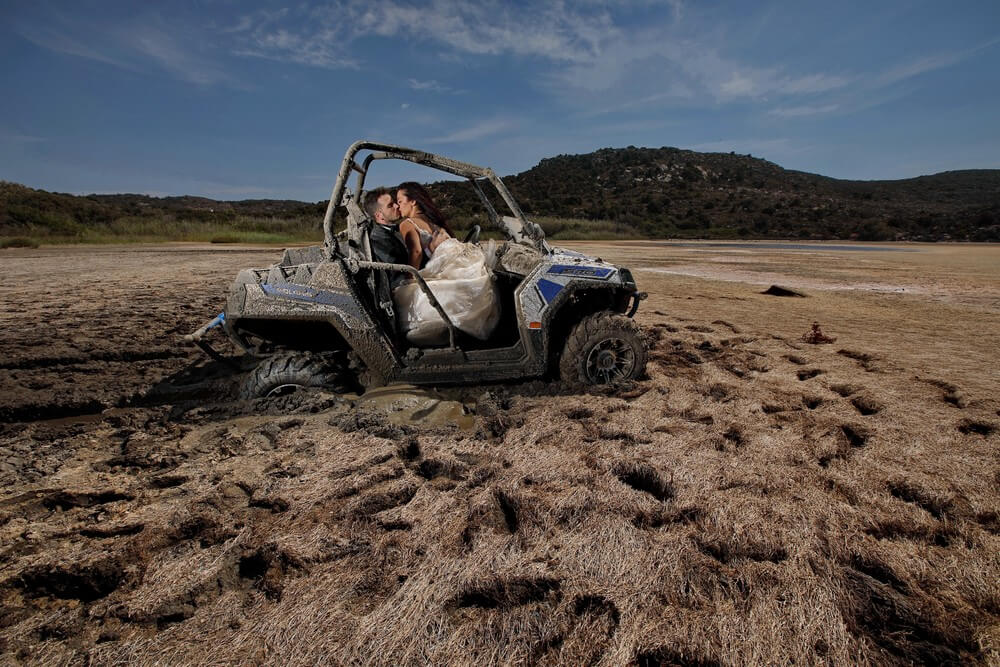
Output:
[417, 227, 436, 259]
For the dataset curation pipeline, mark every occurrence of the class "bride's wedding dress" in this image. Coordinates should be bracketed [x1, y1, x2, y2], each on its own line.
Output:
[393, 238, 500, 346]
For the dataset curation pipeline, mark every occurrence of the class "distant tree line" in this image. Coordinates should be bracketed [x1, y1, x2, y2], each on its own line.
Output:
[3, 146, 999, 242]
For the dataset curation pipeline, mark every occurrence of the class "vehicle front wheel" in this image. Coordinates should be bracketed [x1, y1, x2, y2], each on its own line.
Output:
[240, 351, 358, 399]
[559, 312, 647, 385]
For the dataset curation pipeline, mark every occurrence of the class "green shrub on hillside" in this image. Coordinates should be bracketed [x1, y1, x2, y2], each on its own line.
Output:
[1, 236, 40, 248]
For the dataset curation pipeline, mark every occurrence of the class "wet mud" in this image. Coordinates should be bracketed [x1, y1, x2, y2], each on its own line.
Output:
[1, 245, 998, 665]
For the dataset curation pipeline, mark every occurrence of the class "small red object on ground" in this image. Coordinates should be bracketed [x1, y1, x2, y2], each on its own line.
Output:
[802, 322, 837, 344]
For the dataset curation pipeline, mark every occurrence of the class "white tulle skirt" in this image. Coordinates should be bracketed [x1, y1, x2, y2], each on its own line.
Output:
[393, 239, 500, 346]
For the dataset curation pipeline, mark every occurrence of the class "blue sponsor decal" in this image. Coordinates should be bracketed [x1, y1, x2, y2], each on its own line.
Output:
[262, 283, 355, 309]
[547, 264, 615, 279]
[535, 278, 564, 304]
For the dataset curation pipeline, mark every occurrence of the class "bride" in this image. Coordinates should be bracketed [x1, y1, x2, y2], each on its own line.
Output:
[395, 182, 453, 268]
[391, 182, 500, 345]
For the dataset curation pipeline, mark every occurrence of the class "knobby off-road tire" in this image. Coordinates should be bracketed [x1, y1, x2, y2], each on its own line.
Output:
[559, 312, 647, 386]
[240, 352, 357, 400]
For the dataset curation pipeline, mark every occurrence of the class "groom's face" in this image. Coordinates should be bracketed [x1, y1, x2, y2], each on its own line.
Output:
[376, 193, 401, 224]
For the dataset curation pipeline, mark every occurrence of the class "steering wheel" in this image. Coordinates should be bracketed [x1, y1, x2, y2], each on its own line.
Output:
[463, 225, 481, 244]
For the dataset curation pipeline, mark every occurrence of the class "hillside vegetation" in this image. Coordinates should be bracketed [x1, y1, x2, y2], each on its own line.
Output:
[0, 183, 328, 245]
[3, 147, 999, 244]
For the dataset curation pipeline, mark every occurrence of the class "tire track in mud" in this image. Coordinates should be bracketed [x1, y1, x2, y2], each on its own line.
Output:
[1, 300, 998, 663]
[0, 348, 188, 371]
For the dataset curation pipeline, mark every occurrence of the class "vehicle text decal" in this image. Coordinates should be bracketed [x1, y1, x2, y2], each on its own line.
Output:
[546, 265, 615, 279]
[261, 283, 358, 311]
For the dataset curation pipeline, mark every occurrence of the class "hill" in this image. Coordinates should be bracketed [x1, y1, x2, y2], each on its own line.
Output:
[431, 147, 1000, 241]
[0, 181, 328, 245]
[2, 147, 999, 243]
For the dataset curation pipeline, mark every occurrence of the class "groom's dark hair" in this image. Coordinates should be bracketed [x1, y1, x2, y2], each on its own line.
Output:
[363, 187, 390, 220]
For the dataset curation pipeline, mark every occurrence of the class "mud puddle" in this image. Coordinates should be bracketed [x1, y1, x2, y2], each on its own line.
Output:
[354, 385, 476, 429]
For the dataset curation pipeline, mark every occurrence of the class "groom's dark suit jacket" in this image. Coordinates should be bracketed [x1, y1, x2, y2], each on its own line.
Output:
[370, 222, 408, 290]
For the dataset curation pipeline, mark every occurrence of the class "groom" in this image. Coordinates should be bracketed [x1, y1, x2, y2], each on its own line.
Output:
[363, 188, 409, 288]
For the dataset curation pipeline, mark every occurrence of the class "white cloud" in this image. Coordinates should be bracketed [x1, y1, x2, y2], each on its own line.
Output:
[15, 22, 139, 72]
[408, 78, 449, 93]
[15, 12, 240, 87]
[550, 19, 852, 110]
[707, 64, 851, 100]
[223, 1, 858, 118]
[232, 13, 358, 69]
[127, 27, 235, 86]
[230, 0, 618, 69]
[719, 72, 756, 97]
[685, 138, 806, 159]
[872, 42, 993, 88]
[768, 104, 839, 118]
[424, 118, 513, 144]
[778, 73, 851, 95]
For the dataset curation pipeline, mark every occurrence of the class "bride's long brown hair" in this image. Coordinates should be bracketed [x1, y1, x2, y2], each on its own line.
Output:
[397, 182, 453, 237]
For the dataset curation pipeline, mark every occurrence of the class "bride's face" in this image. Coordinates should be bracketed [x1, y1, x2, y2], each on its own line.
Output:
[396, 190, 416, 218]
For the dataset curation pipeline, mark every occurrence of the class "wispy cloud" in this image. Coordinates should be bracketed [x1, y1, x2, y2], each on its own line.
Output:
[408, 78, 450, 93]
[15, 12, 240, 87]
[686, 138, 806, 159]
[578, 86, 696, 117]
[764, 38, 1000, 119]
[424, 118, 513, 144]
[229, 8, 357, 69]
[127, 26, 235, 86]
[15, 21, 139, 71]
[768, 104, 839, 118]
[222, 1, 858, 116]
[229, 0, 617, 70]
[872, 38, 1000, 88]
[549, 20, 852, 110]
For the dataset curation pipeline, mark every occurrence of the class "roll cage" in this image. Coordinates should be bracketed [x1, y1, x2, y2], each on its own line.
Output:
[321, 140, 549, 259]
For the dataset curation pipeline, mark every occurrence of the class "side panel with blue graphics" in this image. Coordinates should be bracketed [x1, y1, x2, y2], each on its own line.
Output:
[534, 278, 564, 304]
[517, 254, 621, 323]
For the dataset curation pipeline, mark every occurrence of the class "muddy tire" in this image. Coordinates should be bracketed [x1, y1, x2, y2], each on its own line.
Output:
[559, 312, 647, 385]
[240, 352, 357, 399]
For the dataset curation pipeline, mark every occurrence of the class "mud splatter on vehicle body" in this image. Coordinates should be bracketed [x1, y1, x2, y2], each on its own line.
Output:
[189, 141, 648, 396]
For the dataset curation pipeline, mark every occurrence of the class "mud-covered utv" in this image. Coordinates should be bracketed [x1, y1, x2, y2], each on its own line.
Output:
[188, 141, 648, 398]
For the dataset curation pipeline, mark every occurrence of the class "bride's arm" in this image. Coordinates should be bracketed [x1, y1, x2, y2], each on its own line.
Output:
[399, 219, 423, 269]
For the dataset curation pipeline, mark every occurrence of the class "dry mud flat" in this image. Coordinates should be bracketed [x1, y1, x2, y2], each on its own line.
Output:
[1, 242, 999, 665]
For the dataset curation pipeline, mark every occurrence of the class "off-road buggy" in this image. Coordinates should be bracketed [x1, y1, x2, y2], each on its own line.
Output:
[188, 141, 648, 398]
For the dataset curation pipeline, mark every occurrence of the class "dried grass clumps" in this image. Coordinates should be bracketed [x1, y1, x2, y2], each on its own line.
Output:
[887, 479, 954, 520]
[837, 348, 880, 372]
[5, 254, 1000, 666]
[837, 552, 978, 664]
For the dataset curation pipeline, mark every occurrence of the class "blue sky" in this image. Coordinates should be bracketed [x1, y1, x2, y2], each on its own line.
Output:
[2, 0, 998, 200]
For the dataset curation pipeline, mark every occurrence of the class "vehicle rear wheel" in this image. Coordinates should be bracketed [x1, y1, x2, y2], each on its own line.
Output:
[559, 312, 647, 385]
[240, 351, 357, 399]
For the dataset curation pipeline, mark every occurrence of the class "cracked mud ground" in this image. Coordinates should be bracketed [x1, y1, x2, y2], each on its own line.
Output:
[1, 243, 999, 665]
